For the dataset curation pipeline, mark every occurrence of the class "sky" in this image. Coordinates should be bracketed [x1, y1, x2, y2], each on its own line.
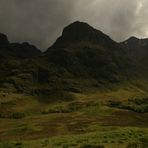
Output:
[0, 0, 148, 51]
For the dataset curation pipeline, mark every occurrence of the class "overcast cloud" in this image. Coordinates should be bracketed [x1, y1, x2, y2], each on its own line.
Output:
[0, 0, 148, 50]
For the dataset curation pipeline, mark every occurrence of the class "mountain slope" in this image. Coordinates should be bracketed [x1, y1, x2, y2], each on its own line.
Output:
[121, 36, 148, 66]
[0, 33, 41, 59]
[0, 33, 9, 46]
[0, 22, 148, 95]
[51, 21, 117, 48]
[44, 22, 139, 82]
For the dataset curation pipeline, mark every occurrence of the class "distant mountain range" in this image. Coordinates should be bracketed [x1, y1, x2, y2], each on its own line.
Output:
[0, 21, 147, 96]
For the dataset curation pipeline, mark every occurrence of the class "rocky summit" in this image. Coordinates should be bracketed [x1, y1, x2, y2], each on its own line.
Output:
[51, 21, 116, 48]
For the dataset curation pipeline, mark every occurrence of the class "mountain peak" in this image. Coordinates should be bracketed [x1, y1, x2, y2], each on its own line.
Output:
[127, 36, 139, 42]
[0, 33, 9, 46]
[122, 36, 148, 46]
[51, 21, 116, 48]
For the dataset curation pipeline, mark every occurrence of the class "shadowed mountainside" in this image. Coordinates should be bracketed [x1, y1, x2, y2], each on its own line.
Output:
[51, 21, 117, 48]
[121, 36, 148, 66]
[0, 33, 41, 59]
[0, 21, 148, 95]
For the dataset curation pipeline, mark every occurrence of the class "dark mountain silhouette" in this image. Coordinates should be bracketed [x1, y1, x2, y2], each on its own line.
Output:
[51, 21, 117, 48]
[0, 33, 9, 46]
[45, 21, 135, 82]
[0, 33, 41, 59]
[121, 36, 148, 66]
[0, 21, 148, 95]
[7, 42, 41, 58]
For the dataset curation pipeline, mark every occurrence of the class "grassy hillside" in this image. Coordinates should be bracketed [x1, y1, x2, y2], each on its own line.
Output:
[0, 22, 148, 147]
[0, 80, 148, 147]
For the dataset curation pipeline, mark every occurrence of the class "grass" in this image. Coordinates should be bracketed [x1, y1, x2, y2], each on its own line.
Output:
[0, 80, 148, 147]
[80, 105, 113, 116]
[0, 127, 148, 148]
[107, 96, 148, 113]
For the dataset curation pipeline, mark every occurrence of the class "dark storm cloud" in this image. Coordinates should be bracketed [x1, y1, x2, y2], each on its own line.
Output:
[0, 0, 148, 50]
[0, 0, 74, 50]
[73, 0, 148, 41]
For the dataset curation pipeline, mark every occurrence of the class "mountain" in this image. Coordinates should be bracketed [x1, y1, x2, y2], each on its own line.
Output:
[51, 21, 116, 48]
[0, 33, 9, 46]
[0, 33, 41, 59]
[45, 21, 135, 82]
[6, 42, 41, 59]
[0, 33, 42, 94]
[0, 21, 148, 95]
[0, 22, 148, 147]
[121, 36, 148, 66]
